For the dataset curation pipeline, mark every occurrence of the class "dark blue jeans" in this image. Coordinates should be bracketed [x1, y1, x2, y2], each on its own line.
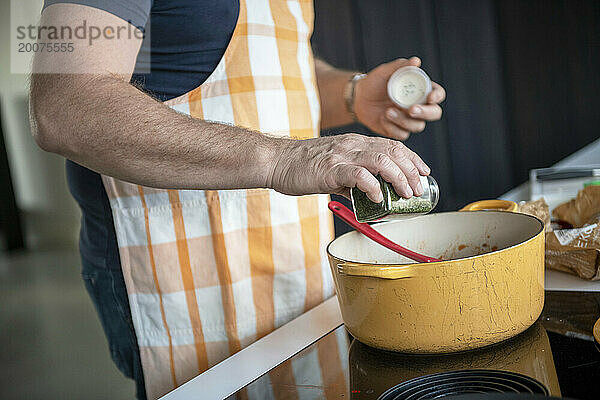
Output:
[82, 261, 146, 399]
[67, 160, 146, 398]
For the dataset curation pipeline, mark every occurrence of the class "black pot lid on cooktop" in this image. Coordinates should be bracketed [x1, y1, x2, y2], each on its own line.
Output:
[377, 370, 557, 400]
[435, 395, 576, 400]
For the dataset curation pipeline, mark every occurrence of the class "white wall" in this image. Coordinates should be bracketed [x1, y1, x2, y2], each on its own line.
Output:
[1, 0, 80, 249]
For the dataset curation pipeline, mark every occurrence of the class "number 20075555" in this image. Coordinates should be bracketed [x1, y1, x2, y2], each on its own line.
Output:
[18, 42, 74, 53]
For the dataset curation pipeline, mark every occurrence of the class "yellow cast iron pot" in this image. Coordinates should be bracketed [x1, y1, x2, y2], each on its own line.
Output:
[327, 200, 545, 353]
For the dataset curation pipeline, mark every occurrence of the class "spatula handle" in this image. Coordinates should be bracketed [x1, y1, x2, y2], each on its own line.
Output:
[328, 201, 440, 263]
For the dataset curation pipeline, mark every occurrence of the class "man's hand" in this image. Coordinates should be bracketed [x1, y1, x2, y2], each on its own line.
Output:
[268, 134, 430, 202]
[354, 57, 446, 140]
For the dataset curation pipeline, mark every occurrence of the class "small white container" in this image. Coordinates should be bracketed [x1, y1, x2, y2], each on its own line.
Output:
[387, 66, 432, 109]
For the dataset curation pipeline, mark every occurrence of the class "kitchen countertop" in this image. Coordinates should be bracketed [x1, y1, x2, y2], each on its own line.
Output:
[501, 138, 600, 292]
[230, 291, 600, 399]
[500, 138, 600, 203]
[161, 139, 600, 400]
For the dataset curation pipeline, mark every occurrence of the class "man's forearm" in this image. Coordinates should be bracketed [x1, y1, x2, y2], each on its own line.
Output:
[315, 59, 357, 129]
[30, 72, 430, 202]
[31, 74, 280, 190]
[29, 4, 431, 202]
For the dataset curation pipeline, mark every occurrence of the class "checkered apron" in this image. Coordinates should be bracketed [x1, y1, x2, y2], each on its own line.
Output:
[101, 0, 335, 398]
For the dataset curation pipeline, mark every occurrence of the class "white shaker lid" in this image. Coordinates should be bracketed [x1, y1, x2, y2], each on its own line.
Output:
[387, 66, 432, 109]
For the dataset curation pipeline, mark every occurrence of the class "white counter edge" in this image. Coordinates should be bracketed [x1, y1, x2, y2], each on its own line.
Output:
[159, 296, 343, 400]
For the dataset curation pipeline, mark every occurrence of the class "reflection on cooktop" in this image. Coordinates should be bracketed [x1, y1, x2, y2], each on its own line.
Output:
[377, 370, 548, 400]
[349, 322, 559, 399]
[229, 291, 600, 400]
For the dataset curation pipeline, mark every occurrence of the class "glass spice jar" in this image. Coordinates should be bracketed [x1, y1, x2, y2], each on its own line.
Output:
[351, 175, 439, 222]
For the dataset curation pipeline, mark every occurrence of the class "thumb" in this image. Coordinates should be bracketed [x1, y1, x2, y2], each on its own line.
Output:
[375, 56, 422, 78]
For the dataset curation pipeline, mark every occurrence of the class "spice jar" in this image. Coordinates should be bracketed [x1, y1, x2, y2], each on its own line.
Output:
[387, 66, 432, 109]
[351, 175, 439, 222]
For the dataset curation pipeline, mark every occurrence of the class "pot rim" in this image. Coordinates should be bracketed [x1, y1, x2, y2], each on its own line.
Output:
[327, 210, 545, 267]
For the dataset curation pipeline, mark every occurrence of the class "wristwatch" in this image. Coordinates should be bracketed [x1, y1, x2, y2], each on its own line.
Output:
[344, 73, 367, 123]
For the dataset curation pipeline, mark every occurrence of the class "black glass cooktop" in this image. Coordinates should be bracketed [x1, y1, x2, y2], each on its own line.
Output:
[230, 291, 600, 400]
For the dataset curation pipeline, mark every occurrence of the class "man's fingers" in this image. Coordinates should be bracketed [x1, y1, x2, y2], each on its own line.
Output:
[385, 108, 426, 132]
[408, 56, 422, 67]
[427, 82, 446, 104]
[377, 137, 430, 176]
[337, 165, 383, 203]
[381, 118, 410, 141]
[376, 56, 421, 79]
[407, 104, 442, 121]
[385, 145, 424, 197]
[407, 150, 431, 176]
[360, 151, 414, 198]
[326, 134, 430, 202]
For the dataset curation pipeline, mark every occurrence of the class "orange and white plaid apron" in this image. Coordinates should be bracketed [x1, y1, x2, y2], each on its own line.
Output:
[101, 0, 335, 398]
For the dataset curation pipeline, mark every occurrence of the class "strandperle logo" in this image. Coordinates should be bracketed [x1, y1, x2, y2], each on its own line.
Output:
[10, 0, 151, 74]
[15, 19, 145, 46]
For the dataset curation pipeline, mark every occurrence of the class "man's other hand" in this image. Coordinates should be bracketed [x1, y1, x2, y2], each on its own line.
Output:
[353, 57, 446, 141]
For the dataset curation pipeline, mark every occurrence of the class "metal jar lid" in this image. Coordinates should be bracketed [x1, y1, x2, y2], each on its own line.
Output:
[387, 66, 432, 109]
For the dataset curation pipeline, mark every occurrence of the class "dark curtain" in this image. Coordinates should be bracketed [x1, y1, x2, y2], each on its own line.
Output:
[496, 0, 600, 183]
[312, 0, 600, 236]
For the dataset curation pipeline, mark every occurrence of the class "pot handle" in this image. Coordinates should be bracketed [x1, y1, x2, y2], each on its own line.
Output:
[460, 199, 518, 212]
[337, 262, 417, 279]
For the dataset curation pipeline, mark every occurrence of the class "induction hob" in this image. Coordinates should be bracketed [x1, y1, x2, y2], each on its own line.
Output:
[229, 291, 600, 399]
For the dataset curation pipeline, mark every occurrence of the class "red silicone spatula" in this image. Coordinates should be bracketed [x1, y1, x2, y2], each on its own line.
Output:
[328, 201, 441, 263]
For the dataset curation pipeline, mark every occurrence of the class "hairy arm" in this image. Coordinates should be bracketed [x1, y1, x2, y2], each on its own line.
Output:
[31, 4, 430, 202]
[31, 4, 278, 190]
[32, 72, 279, 190]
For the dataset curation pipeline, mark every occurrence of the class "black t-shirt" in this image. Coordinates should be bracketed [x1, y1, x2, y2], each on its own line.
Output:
[43, 0, 239, 270]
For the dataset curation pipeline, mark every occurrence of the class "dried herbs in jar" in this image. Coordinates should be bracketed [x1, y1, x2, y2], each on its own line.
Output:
[351, 175, 439, 222]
